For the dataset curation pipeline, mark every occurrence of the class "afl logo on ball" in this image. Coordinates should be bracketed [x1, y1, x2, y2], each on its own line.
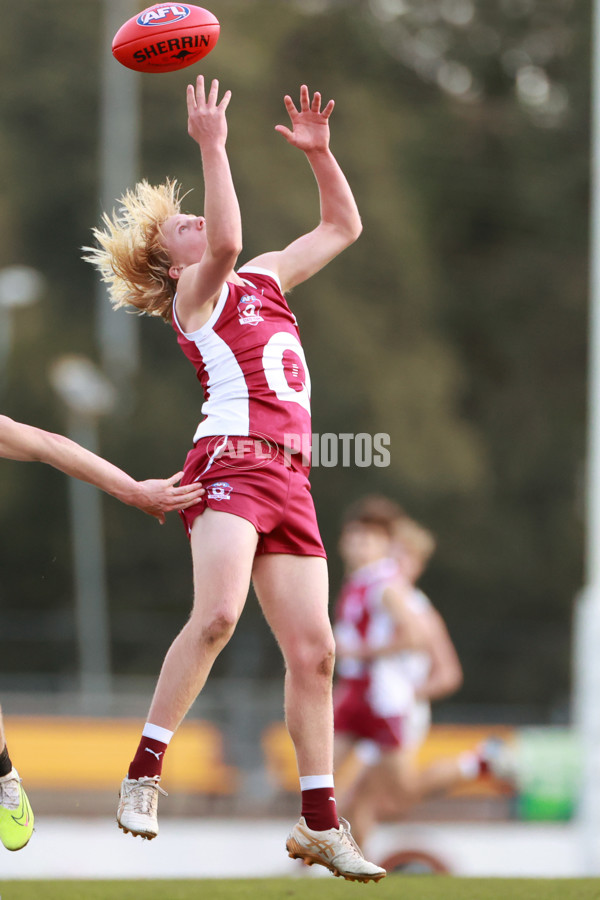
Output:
[137, 5, 191, 26]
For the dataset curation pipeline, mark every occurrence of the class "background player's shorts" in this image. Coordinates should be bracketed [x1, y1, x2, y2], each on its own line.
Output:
[334, 676, 404, 750]
[179, 435, 326, 558]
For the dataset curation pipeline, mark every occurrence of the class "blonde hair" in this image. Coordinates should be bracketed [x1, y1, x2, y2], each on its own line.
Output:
[82, 179, 184, 322]
[394, 517, 436, 568]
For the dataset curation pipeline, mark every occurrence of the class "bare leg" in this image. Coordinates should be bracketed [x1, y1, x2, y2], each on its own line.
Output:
[349, 754, 470, 845]
[252, 554, 335, 776]
[118, 512, 257, 841]
[373, 756, 471, 825]
[259, 558, 387, 881]
[334, 738, 370, 810]
[413, 757, 465, 798]
[147, 510, 258, 730]
[334, 734, 356, 772]
[346, 750, 417, 848]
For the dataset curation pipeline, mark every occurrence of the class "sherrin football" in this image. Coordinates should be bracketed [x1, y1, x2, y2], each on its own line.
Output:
[112, 4, 220, 74]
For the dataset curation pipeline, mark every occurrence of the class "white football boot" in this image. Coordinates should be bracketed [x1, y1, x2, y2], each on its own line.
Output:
[480, 737, 519, 782]
[286, 816, 386, 882]
[117, 775, 167, 840]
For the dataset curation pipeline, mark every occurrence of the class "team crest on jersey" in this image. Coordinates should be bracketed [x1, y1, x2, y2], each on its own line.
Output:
[137, 5, 190, 26]
[207, 482, 233, 501]
[238, 294, 264, 326]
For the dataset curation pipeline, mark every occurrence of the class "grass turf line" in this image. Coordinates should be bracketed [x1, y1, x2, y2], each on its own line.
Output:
[2, 879, 600, 900]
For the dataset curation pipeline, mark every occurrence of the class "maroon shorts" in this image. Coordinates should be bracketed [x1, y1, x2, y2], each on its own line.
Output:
[334, 677, 404, 749]
[178, 435, 326, 558]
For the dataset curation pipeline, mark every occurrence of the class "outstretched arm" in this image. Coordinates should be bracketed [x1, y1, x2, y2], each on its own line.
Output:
[249, 85, 362, 292]
[414, 607, 463, 701]
[0, 415, 204, 524]
[174, 76, 243, 332]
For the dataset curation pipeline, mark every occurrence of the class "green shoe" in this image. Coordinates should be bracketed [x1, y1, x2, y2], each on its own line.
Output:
[0, 768, 34, 850]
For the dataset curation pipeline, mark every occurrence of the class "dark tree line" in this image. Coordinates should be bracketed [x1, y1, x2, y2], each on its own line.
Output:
[0, 0, 590, 715]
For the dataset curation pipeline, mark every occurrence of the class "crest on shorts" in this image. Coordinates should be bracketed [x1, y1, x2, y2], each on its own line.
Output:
[207, 481, 233, 501]
[238, 294, 263, 326]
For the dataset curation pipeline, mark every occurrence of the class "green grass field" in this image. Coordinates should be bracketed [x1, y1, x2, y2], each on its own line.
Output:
[1, 879, 599, 900]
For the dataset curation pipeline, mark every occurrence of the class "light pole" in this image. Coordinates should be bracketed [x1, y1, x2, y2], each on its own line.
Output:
[573, 0, 600, 874]
[97, 0, 141, 390]
[50, 355, 117, 712]
[0, 265, 44, 389]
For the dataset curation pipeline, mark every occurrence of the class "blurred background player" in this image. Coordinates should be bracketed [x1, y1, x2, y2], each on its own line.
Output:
[84, 77, 385, 882]
[0, 413, 204, 851]
[333, 498, 495, 850]
[390, 515, 464, 768]
[333, 496, 429, 803]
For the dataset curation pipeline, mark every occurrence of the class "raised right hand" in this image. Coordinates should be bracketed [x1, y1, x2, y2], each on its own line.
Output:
[187, 75, 231, 149]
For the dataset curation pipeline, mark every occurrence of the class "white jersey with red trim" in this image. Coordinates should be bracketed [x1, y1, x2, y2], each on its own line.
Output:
[401, 589, 434, 747]
[401, 589, 433, 688]
[172, 266, 311, 454]
[334, 557, 414, 716]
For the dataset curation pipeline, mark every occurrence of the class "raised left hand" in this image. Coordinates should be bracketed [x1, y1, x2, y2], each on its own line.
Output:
[275, 85, 334, 153]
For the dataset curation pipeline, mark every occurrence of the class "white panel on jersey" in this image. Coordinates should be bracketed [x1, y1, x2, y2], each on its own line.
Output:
[262, 332, 311, 414]
[193, 329, 251, 441]
[369, 657, 415, 717]
[173, 285, 251, 442]
[334, 622, 366, 679]
[402, 588, 434, 689]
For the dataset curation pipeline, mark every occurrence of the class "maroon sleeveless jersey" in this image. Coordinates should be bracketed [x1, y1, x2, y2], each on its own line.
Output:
[172, 265, 311, 457]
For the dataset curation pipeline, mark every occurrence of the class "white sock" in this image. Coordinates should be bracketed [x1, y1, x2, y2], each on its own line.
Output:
[142, 722, 174, 745]
[299, 774, 334, 791]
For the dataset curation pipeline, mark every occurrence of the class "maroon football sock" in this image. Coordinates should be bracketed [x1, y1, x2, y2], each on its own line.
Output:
[301, 786, 340, 831]
[128, 736, 168, 780]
